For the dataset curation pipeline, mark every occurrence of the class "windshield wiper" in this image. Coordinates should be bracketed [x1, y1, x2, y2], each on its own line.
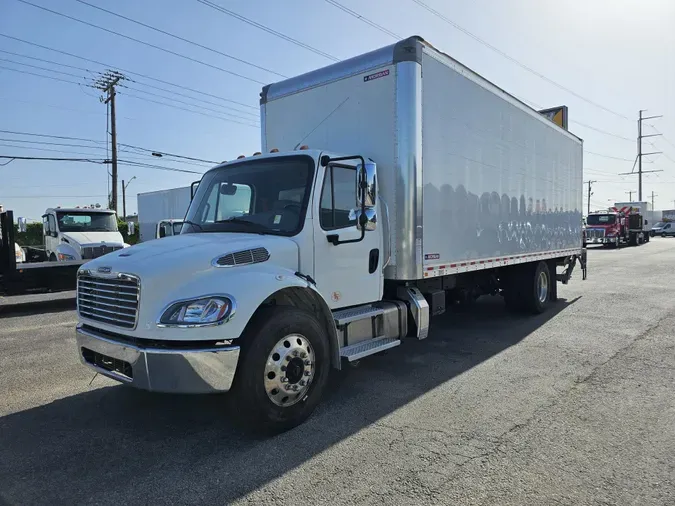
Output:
[214, 217, 268, 233]
[182, 219, 204, 231]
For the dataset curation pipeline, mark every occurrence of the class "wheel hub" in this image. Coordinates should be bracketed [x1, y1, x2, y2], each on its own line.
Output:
[537, 271, 548, 303]
[264, 333, 314, 407]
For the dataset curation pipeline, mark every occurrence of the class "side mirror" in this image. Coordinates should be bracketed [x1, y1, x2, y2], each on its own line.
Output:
[190, 180, 200, 200]
[357, 162, 377, 208]
[356, 208, 377, 231]
[18, 217, 27, 233]
[127, 221, 135, 235]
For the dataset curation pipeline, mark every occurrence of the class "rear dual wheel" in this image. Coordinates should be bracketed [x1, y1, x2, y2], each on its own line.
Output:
[503, 261, 552, 315]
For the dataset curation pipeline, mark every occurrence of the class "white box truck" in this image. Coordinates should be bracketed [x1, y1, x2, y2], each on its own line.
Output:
[74, 36, 586, 432]
[137, 186, 192, 242]
[612, 201, 656, 240]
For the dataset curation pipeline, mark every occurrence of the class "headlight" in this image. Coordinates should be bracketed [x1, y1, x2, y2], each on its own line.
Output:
[158, 296, 235, 327]
[58, 253, 75, 261]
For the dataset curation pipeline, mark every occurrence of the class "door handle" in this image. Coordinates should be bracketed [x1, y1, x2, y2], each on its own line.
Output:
[368, 248, 379, 274]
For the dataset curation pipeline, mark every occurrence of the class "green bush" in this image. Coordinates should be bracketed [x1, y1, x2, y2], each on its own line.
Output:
[13, 222, 44, 246]
[118, 220, 139, 245]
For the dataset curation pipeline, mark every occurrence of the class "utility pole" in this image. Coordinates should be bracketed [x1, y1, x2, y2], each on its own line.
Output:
[585, 180, 596, 215]
[93, 70, 125, 214]
[626, 190, 635, 201]
[620, 110, 663, 201]
[650, 191, 657, 210]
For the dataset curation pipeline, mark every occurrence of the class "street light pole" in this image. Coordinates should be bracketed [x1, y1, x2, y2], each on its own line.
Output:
[122, 176, 136, 220]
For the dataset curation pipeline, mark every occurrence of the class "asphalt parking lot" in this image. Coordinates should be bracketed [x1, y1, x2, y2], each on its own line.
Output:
[1, 239, 674, 505]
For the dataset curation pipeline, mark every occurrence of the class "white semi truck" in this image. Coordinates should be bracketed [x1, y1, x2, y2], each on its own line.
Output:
[74, 36, 586, 432]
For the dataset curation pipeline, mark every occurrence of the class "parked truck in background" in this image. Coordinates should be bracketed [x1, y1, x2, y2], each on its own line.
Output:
[137, 186, 192, 242]
[73, 36, 586, 432]
[613, 201, 654, 240]
[585, 206, 646, 247]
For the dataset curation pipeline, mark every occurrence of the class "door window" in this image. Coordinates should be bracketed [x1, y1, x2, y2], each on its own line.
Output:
[320, 165, 357, 230]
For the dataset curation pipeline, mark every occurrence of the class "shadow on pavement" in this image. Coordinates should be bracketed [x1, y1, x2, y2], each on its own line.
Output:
[0, 295, 579, 504]
[0, 294, 76, 318]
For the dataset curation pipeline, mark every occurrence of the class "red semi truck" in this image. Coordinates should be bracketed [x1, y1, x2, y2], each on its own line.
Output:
[584, 206, 647, 247]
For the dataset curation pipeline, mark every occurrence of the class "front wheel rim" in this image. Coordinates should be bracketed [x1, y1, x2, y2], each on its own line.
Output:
[264, 333, 315, 407]
[537, 270, 548, 303]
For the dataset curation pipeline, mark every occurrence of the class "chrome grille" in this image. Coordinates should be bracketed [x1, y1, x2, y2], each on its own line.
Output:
[586, 228, 605, 240]
[81, 245, 123, 260]
[77, 273, 139, 329]
[215, 247, 270, 267]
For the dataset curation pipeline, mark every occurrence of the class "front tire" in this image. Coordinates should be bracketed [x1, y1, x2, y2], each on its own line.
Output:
[231, 306, 330, 433]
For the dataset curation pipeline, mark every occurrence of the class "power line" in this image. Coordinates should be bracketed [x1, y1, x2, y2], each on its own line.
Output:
[410, 0, 632, 121]
[118, 143, 219, 164]
[121, 91, 259, 127]
[0, 129, 215, 166]
[571, 120, 633, 142]
[0, 34, 258, 110]
[197, 0, 339, 62]
[117, 160, 202, 174]
[74, 0, 287, 79]
[585, 150, 634, 162]
[121, 85, 260, 123]
[15, 0, 267, 85]
[0, 56, 91, 80]
[0, 64, 87, 86]
[0, 129, 105, 144]
[323, 0, 403, 40]
[0, 155, 106, 162]
[0, 137, 107, 151]
[3, 48, 258, 117]
[2, 58, 258, 127]
[0, 142, 113, 158]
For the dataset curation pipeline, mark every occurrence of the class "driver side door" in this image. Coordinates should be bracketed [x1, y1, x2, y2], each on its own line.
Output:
[312, 163, 382, 309]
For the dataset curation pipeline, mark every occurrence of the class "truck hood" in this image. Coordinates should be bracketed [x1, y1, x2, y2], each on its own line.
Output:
[62, 231, 125, 246]
[80, 232, 300, 279]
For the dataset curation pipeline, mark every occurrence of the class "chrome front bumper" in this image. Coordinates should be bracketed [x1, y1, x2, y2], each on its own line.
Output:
[75, 325, 240, 394]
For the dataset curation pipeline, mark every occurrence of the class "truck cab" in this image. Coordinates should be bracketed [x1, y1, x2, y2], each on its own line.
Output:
[42, 207, 127, 261]
[157, 219, 184, 239]
[585, 212, 622, 247]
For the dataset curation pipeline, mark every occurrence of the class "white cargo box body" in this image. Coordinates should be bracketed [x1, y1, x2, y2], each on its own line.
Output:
[262, 36, 583, 281]
[137, 186, 191, 242]
[613, 201, 656, 231]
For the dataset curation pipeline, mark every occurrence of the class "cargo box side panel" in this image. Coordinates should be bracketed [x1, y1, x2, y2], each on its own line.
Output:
[263, 65, 401, 268]
[137, 187, 191, 242]
[421, 49, 583, 268]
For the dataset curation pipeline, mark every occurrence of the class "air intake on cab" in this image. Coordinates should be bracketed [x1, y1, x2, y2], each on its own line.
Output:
[215, 247, 270, 267]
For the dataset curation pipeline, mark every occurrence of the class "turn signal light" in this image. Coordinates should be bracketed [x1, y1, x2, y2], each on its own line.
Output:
[270, 148, 279, 153]
[237, 155, 245, 159]
[253, 152, 262, 156]
[299, 145, 309, 150]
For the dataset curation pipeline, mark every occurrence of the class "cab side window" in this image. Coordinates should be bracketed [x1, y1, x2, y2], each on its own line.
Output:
[320, 165, 357, 230]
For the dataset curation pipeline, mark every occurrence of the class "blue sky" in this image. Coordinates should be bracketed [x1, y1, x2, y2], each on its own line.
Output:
[1, 0, 674, 220]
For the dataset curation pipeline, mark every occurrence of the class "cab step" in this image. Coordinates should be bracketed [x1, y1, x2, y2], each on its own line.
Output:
[339, 337, 401, 362]
[333, 305, 384, 326]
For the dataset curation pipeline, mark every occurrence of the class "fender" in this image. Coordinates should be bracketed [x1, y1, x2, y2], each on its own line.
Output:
[55, 242, 80, 261]
[131, 263, 340, 366]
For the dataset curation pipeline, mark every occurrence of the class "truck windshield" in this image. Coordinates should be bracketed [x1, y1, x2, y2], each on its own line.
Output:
[586, 214, 616, 225]
[56, 211, 118, 232]
[182, 155, 314, 236]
